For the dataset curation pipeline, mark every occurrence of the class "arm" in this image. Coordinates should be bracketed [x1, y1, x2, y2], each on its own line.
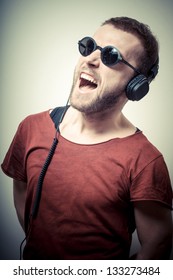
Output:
[13, 179, 27, 231]
[133, 201, 173, 259]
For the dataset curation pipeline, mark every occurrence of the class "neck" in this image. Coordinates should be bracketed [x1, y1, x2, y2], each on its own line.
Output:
[77, 106, 123, 133]
[59, 104, 136, 145]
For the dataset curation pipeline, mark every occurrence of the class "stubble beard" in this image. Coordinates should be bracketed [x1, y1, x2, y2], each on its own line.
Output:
[69, 71, 126, 116]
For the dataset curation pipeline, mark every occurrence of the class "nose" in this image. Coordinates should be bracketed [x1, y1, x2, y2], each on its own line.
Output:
[83, 50, 100, 67]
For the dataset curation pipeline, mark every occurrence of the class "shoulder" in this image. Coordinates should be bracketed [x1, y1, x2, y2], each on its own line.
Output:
[120, 131, 164, 180]
[9, 110, 55, 146]
[117, 131, 162, 164]
[129, 131, 162, 158]
[21, 109, 51, 124]
[17, 110, 52, 132]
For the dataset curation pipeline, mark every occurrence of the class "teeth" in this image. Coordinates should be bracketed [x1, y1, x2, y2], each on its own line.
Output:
[80, 73, 97, 85]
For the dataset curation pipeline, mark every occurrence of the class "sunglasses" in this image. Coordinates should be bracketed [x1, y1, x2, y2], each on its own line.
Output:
[78, 36, 140, 74]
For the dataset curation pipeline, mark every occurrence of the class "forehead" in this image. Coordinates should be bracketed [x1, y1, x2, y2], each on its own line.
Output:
[93, 24, 143, 59]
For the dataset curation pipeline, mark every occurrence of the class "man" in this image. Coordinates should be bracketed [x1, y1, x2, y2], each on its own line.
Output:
[1, 17, 172, 259]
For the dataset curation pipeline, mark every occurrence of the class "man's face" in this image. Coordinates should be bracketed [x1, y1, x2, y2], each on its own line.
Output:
[70, 24, 143, 115]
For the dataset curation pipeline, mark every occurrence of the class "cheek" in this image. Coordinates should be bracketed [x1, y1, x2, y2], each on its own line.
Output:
[76, 56, 84, 67]
[103, 72, 124, 90]
[103, 67, 133, 90]
[72, 65, 80, 85]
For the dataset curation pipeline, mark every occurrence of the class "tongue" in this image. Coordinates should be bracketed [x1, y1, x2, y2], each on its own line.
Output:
[80, 78, 97, 91]
[82, 84, 96, 90]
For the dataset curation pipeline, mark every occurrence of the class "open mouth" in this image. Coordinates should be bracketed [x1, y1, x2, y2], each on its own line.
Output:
[79, 73, 98, 91]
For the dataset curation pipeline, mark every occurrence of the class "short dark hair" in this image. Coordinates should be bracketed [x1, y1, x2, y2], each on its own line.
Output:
[102, 17, 159, 75]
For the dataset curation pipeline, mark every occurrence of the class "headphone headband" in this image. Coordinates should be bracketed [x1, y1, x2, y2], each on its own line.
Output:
[147, 58, 159, 83]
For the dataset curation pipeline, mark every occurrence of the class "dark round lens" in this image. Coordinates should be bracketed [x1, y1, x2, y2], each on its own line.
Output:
[79, 37, 95, 56]
[102, 47, 119, 66]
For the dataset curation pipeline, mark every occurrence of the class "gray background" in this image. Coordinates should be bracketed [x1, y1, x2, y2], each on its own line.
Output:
[0, 0, 173, 259]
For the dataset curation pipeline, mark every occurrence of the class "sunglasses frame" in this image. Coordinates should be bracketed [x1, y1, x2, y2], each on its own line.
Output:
[78, 36, 141, 74]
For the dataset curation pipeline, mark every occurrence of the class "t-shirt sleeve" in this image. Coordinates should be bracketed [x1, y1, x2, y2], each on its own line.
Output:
[130, 155, 173, 209]
[1, 120, 27, 182]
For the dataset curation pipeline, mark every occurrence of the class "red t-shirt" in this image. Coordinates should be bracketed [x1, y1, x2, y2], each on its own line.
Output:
[1, 110, 172, 259]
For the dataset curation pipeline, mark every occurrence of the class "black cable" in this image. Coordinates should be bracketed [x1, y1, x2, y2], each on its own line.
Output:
[31, 136, 58, 218]
[19, 104, 69, 259]
[32, 104, 70, 218]
[19, 215, 32, 260]
[19, 135, 58, 259]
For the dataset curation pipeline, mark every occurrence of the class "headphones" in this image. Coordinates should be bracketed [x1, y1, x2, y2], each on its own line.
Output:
[126, 59, 159, 101]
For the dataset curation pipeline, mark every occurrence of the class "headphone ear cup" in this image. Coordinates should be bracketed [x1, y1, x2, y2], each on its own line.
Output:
[126, 74, 149, 101]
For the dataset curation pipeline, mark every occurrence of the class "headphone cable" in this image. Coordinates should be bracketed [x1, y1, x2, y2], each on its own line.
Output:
[19, 103, 69, 259]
